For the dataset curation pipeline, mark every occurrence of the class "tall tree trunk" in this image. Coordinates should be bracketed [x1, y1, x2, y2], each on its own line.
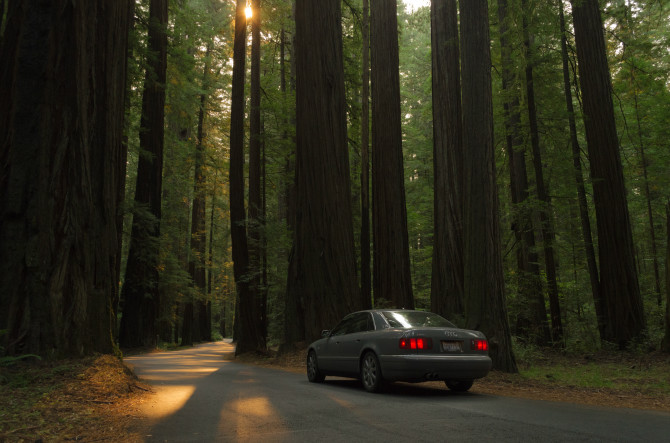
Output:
[229, 0, 263, 355]
[248, 0, 267, 350]
[497, 0, 549, 344]
[208, 173, 217, 334]
[557, 0, 603, 339]
[571, 0, 645, 347]
[0, 0, 130, 356]
[114, 0, 137, 339]
[360, 0, 372, 309]
[459, 0, 517, 372]
[430, 0, 464, 322]
[632, 81, 662, 306]
[189, 45, 211, 343]
[662, 202, 670, 353]
[119, 0, 168, 349]
[281, 8, 304, 348]
[286, 0, 361, 344]
[371, 0, 414, 309]
[521, 0, 562, 343]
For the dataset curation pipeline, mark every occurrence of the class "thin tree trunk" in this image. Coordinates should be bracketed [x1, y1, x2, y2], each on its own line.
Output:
[460, 0, 517, 372]
[430, 0, 464, 322]
[521, 0, 562, 343]
[189, 45, 211, 343]
[497, 0, 549, 344]
[371, 0, 414, 309]
[360, 0, 372, 309]
[248, 0, 266, 351]
[633, 85, 662, 306]
[661, 202, 670, 352]
[571, 0, 645, 347]
[114, 0, 137, 339]
[119, 0, 168, 349]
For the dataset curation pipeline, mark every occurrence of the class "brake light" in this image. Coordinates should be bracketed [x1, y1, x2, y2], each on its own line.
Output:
[471, 339, 488, 351]
[399, 337, 433, 350]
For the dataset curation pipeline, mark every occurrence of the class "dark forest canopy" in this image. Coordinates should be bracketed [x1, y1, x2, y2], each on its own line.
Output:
[2, 0, 670, 365]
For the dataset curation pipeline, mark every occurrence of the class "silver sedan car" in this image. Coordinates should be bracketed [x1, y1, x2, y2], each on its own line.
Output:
[306, 309, 492, 393]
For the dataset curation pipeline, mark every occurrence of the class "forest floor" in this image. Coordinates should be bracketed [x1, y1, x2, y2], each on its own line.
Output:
[1, 347, 669, 441]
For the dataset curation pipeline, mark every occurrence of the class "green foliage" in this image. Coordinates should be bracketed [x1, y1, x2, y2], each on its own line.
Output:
[117, 0, 670, 350]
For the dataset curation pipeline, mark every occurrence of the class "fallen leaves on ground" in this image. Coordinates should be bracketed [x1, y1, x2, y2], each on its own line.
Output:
[0, 355, 150, 442]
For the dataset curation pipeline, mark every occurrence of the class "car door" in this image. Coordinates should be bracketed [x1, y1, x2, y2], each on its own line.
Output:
[333, 312, 375, 375]
[317, 315, 355, 372]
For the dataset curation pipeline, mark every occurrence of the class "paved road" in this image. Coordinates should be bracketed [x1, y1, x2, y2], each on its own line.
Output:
[125, 341, 670, 442]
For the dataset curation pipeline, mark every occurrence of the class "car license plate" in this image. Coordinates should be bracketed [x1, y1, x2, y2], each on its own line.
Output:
[442, 341, 462, 352]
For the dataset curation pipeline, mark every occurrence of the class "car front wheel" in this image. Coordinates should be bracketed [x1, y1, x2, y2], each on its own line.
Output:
[307, 350, 325, 383]
[445, 379, 473, 392]
[361, 351, 384, 393]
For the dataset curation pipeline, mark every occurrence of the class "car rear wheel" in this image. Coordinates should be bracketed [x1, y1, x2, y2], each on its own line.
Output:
[361, 351, 384, 393]
[445, 379, 473, 392]
[307, 350, 325, 383]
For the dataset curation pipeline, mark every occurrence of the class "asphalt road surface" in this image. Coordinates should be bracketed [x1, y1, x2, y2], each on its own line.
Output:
[124, 341, 670, 442]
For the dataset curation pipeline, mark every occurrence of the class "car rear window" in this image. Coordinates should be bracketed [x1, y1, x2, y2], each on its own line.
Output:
[381, 311, 456, 328]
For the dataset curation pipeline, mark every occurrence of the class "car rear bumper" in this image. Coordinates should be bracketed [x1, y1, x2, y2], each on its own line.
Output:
[379, 354, 492, 382]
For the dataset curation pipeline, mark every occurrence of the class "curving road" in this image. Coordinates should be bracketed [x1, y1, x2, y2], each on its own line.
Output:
[124, 341, 670, 442]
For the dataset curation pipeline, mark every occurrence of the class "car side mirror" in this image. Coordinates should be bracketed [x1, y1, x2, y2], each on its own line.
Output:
[321, 329, 331, 338]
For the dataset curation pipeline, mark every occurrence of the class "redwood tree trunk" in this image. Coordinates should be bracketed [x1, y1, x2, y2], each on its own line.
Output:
[497, 0, 549, 344]
[229, 0, 264, 355]
[286, 0, 361, 344]
[248, 0, 267, 350]
[360, 0, 372, 309]
[521, 0, 562, 343]
[571, 0, 645, 347]
[460, 0, 517, 372]
[371, 0, 414, 309]
[119, 0, 168, 349]
[0, 0, 130, 356]
[430, 0, 464, 322]
[189, 47, 210, 343]
[662, 202, 670, 353]
[557, 0, 603, 339]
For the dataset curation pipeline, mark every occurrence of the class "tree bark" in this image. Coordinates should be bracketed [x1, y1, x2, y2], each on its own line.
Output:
[557, 0, 603, 339]
[119, 0, 168, 349]
[229, 0, 264, 355]
[521, 0, 562, 343]
[496, 0, 549, 344]
[571, 0, 645, 347]
[360, 0, 372, 309]
[189, 45, 211, 343]
[248, 0, 267, 350]
[0, 0, 130, 356]
[286, 0, 361, 344]
[662, 202, 670, 352]
[460, 0, 517, 372]
[430, 0, 464, 322]
[371, 0, 414, 309]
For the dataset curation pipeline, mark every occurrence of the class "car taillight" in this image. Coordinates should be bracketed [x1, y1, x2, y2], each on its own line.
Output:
[399, 337, 433, 350]
[471, 339, 488, 351]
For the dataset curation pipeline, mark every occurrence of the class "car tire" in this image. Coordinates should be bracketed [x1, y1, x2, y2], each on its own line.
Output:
[445, 379, 473, 392]
[307, 350, 325, 383]
[361, 351, 384, 393]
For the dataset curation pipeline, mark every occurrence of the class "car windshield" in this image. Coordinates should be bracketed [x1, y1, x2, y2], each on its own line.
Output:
[381, 311, 456, 328]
